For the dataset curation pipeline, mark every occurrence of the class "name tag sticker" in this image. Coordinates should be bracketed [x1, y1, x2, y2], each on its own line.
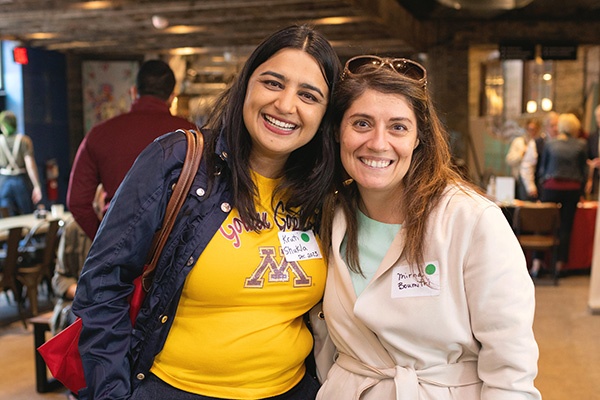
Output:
[391, 261, 440, 298]
[278, 230, 322, 261]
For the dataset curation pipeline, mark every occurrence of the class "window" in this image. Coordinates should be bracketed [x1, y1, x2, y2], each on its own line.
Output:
[523, 60, 554, 114]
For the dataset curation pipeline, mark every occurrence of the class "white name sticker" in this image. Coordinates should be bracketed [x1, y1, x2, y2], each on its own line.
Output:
[278, 230, 322, 261]
[391, 261, 441, 298]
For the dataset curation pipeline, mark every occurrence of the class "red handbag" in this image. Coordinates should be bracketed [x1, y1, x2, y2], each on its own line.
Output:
[37, 129, 203, 394]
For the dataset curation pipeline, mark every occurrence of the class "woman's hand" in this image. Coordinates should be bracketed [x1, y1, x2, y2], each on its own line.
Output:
[32, 185, 42, 204]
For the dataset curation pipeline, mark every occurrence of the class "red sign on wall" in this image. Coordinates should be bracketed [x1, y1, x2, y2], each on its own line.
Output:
[13, 47, 29, 65]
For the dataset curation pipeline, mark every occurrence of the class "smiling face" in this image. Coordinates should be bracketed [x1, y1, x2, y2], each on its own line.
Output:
[546, 113, 559, 138]
[340, 89, 419, 208]
[243, 48, 329, 178]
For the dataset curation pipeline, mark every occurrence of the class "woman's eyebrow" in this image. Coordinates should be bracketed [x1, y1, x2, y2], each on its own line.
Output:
[300, 83, 324, 98]
[260, 70, 284, 80]
[390, 117, 413, 124]
[348, 112, 373, 120]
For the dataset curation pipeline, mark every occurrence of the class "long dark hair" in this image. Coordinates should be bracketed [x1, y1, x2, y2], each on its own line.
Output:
[203, 24, 341, 231]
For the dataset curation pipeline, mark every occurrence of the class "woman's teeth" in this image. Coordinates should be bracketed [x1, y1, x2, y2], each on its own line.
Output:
[264, 115, 296, 130]
[361, 158, 391, 168]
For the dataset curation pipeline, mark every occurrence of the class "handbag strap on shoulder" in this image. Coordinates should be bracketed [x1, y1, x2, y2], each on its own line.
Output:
[141, 128, 204, 291]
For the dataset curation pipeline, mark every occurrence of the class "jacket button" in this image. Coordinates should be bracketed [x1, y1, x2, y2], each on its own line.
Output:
[136, 373, 145, 380]
[196, 187, 205, 197]
[186, 256, 194, 266]
[161, 315, 168, 324]
[221, 202, 231, 212]
[221, 151, 228, 159]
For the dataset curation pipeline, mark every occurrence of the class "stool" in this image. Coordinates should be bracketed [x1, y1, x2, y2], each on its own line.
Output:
[28, 312, 64, 393]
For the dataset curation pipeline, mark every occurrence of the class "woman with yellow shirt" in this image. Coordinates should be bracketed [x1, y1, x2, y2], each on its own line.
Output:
[72, 25, 341, 400]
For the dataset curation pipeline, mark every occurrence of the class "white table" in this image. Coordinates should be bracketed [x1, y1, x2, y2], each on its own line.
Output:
[0, 212, 71, 241]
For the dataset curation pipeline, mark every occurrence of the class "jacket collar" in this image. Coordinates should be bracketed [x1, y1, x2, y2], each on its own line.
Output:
[130, 95, 171, 114]
[213, 128, 231, 166]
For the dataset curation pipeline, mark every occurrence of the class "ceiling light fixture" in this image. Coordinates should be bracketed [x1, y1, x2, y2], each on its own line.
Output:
[25, 32, 59, 40]
[163, 25, 206, 34]
[170, 47, 209, 56]
[437, 0, 535, 10]
[152, 15, 169, 30]
[70, 1, 113, 10]
[311, 16, 371, 25]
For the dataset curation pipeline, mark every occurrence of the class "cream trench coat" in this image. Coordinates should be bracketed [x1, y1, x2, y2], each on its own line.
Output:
[317, 186, 541, 400]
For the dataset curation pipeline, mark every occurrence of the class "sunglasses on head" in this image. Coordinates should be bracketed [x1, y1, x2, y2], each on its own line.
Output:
[342, 55, 427, 86]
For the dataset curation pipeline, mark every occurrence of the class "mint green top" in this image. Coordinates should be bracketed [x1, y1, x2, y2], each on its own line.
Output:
[341, 210, 401, 297]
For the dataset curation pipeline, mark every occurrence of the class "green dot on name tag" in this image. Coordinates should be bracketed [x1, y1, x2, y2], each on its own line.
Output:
[301, 233, 310, 242]
[425, 264, 436, 275]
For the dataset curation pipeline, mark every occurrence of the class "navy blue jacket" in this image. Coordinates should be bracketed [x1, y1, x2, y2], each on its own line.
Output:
[72, 130, 232, 400]
[539, 136, 587, 185]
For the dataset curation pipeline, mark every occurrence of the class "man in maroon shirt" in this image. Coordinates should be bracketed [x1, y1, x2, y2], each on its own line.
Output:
[67, 59, 196, 239]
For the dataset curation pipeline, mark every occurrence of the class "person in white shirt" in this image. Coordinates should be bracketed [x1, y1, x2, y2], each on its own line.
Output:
[519, 111, 559, 200]
[584, 105, 600, 199]
[506, 117, 541, 199]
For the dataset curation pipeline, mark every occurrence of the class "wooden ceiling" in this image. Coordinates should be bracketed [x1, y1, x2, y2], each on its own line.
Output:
[0, 0, 599, 59]
[0, 0, 422, 58]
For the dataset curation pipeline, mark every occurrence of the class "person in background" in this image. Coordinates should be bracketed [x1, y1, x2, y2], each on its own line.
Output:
[531, 112, 588, 277]
[0, 111, 42, 216]
[520, 111, 559, 200]
[506, 117, 541, 199]
[50, 218, 91, 335]
[72, 24, 341, 400]
[67, 59, 196, 239]
[585, 104, 600, 200]
[568, 108, 588, 140]
[318, 56, 541, 399]
[51, 185, 105, 336]
[52, 185, 105, 400]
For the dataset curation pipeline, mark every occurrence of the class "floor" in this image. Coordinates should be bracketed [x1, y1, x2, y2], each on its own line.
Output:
[0, 275, 599, 400]
[533, 274, 600, 399]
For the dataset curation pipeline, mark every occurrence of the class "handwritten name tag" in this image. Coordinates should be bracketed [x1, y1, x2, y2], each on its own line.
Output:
[391, 261, 440, 298]
[278, 230, 322, 261]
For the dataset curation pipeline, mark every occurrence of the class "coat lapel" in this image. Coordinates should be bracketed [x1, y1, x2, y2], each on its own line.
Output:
[328, 208, 399, 367]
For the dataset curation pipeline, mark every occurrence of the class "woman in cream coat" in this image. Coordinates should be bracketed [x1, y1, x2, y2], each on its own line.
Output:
[317, 56, 541, 399]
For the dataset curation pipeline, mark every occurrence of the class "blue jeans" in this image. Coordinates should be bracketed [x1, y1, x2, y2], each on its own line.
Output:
[129, 372, 320, 400]
[0, 174, 34, 216]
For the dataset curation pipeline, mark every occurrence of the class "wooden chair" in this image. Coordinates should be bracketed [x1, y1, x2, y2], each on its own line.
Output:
[17, 219, 61, 315]
[512, 202, 561, 285]
[0, 207, 9, 218]
[0, 227, 29, 327]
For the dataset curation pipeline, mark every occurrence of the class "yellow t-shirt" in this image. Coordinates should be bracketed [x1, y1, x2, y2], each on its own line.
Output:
[151, 172, 326, 399]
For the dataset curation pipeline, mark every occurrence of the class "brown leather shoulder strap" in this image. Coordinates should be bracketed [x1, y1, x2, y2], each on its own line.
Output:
[141, 129, 204, 290]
